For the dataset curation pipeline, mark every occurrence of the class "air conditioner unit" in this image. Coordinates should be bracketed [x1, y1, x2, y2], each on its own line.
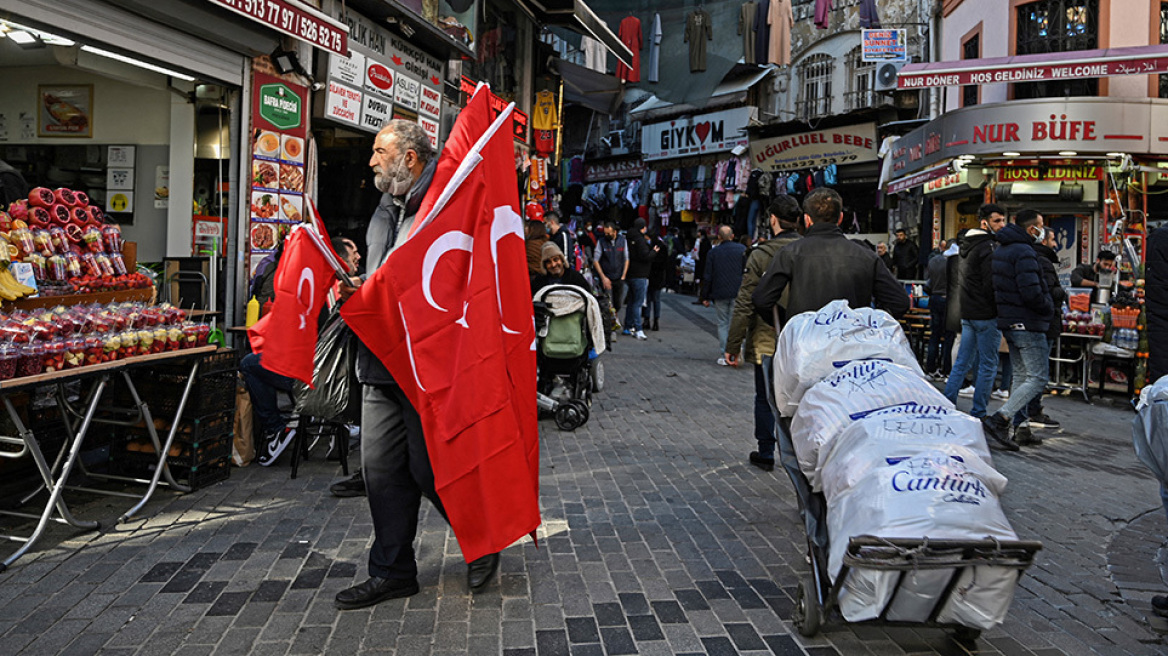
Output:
[875, 61, 905, 93]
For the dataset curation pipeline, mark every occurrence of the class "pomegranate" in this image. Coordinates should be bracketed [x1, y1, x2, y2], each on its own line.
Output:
[64, 223, 83, 244]
[54, 188, 77, 207]
[28, 187, 55, 208]
[72, 191, 89, 207]
[87, 206, 105, 224]
[50, 204, 71, 225]
[71, 207, 88, 224]
[29, 207, 52, 227]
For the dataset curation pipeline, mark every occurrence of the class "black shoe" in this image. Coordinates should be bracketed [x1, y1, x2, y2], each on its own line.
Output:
[467, 553, 499, 591]
[1028, 413, 1061, 429]
[257, 427, 296, 467]
[749, 451, 775, 471]
[651, 319, 659, 331]
[1013, 424, 1042, 446]
[981, 414, 1020, 451]
[330, 471, 366, 498]
[335, 576, 419, 610]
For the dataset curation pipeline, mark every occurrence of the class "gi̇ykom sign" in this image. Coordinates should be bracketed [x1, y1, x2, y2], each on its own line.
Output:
[862, 29, 906, 62]
[750, 123, 877, 171]
[210, 0, 348, 56]
[642, 107, 753, 161]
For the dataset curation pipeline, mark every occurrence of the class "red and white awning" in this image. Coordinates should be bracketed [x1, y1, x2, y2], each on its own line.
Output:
[897, 45, 1168, 90]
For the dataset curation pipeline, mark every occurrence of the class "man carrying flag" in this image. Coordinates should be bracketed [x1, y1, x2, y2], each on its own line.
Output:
[335, 103, 537, 610]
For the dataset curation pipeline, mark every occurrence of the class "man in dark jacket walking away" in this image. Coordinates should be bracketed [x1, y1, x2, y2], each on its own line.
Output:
[703, 225, 747, 361]
[644, 230, 669, 331]
[892, 228, 920, 279]
[943, 204, 1006, 419]
[1011, 225, 1066, 444]
[1149, 226, 1168, 385]
[981, 209, 1053, 450]
[753, 188, 909, 327]
[924, 239, 958, 378]
[725, 196, 801, 471]
[622, 218, 654, 340]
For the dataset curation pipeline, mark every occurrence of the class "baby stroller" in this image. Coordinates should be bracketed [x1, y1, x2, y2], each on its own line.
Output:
[533, 284, 605, 431]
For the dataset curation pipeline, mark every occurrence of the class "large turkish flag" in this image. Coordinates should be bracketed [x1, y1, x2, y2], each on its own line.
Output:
[342, 89, 540, 562]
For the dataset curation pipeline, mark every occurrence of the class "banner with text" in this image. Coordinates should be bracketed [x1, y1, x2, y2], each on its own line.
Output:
[750, 123, 877, 172]
[641, 107, 754, 162]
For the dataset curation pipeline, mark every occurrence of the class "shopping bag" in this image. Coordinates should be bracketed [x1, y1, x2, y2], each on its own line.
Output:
[1132, 375, 1168, 484]
[293, 311, 355, 421]
[232, 379, 255, 467]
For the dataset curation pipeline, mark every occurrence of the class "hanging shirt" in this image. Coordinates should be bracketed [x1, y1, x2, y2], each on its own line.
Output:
[582, 36, 607, 72]
[684, 9, 713, 73]
[532, 90, 557, 131]
[648, 13, 663, 83]
[815, 0, 832, 30]
[753, 0, 770, 66]
[859, 0, 881, 28]
[616, 16, 642, 82]
[534, 129, 555, 157]
[769, 0, 794, 66]
[739, 2, 758, 65]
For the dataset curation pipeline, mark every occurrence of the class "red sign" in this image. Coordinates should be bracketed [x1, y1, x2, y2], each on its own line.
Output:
[887, 165, 950, 195]
[209, 0, 348, 56]
[366, 63, 393, 92]
[898, 45, 1168, 90]
[998, 164, 1102, 182]
[460, 76, 529, 143]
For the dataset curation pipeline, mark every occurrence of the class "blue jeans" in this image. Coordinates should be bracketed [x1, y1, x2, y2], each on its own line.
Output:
[925, 296, 955, 374]
[944, 319, 1001, 418]
[1014, 336, 1053, 426]
[623, 277, 648, 331]
[712, 298, 733, 352]
[754, 362, 776, 458]
[996, 330, 1050, 421]
[240, 352, 294, 437]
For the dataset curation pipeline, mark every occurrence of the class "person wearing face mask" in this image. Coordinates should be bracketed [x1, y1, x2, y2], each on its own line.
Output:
[333, 120, 499, 611]
[981, 208, 1053, 450]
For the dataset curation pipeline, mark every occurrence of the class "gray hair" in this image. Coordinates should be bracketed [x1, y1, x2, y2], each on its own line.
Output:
[381, 120, 433, 164]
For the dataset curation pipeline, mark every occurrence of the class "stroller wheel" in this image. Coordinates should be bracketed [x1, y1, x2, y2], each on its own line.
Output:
[590, 360, 604, 393]
[793, 576, 821, 637]
[554, 400, 589, 431]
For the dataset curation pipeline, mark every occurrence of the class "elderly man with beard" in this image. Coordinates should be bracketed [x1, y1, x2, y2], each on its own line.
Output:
[333, 120, 499, 610]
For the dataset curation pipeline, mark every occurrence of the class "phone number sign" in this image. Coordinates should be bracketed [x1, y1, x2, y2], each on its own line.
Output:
[210, 0, 349, 56]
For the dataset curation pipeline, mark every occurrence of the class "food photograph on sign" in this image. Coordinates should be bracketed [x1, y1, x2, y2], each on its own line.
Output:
[279, 194, 303, 223]
[251, 190, 279, 220]
[250, 222, 279, 251]
[280, 164, 304, 193]
[254, 130, 280, 158]
[252, 160, 279, 190]
[281, 134, 304, 163]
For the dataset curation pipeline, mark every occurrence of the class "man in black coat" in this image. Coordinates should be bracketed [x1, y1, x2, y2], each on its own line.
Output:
[1011, 224, 1067, 444]
[1148, 226, 1168, 384]
[753, 188, 909, 327]
[892, 228, 920, 280]
[981, 209, 1052, 450]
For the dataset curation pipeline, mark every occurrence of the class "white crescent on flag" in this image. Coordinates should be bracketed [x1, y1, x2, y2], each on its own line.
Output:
[422, 230, 474, 313]
[489, 206, 525, 335]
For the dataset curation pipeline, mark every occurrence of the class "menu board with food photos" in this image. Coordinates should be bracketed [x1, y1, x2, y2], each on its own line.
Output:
[249, 72, 308, 278]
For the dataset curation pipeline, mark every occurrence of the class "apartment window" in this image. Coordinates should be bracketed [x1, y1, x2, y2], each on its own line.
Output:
[797, 54, 834, 119]
[1160, 2, 1168, 98]
[1014, 0, 1098, 98]
[962, 33, 980, 107]
[845, 47, 876, 112]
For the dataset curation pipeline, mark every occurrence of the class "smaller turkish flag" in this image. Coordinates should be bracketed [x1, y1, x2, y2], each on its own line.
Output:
[248, 224, 339, 386]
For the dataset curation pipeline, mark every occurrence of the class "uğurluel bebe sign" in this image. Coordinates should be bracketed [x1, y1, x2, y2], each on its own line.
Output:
[750, 123, 877, 171]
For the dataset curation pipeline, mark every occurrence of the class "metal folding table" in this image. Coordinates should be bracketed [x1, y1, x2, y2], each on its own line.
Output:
[1050, 332, 1100, 402]
[0, 345, 218, 571]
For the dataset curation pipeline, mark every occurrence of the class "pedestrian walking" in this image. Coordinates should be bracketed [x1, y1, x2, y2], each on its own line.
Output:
[622, 218, 653, 339]
[645, 230, 669, 330]
[1010, 225, 1065, 445]
[924, 239, 957, 379]
[892, 228, 920, 279]
[876, 242, 893, 271]
[701, 225, 747, 360]
[593, 220, 628, 315]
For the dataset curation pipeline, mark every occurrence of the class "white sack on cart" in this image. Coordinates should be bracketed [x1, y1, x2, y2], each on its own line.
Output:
[791, 360, 953, 490]
[773, 300, 922, 417]
[824, 444, 1016, 624]
[819, 403, 992, 492]
[935, 566, 1020, 630]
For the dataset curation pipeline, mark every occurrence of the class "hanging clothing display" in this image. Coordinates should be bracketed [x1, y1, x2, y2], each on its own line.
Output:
[684, 9, 713, 73]
[814, 0, 831, 30]
[859, 0, 881, 29]
[738, 2, 757, 65]
[528, 157, 548, 201]
[616, 15, 642, 82]
[532, 90, 557, 131]
[768, 0, 793, 66]
[753, 0, 770, 67]
[534, 129, 555, 157]
[648, 13, 663, 83]
[582, 36, 607, 72]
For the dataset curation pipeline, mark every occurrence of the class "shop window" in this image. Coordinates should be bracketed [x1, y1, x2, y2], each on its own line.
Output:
[1160, 2, 1168, 98]
[797, 54, 834, 120]
[463, 0, 531, 103]
[844, 47, 875, 113]
[961, 33, 979, 107]
[1014, 0, 1098, 99]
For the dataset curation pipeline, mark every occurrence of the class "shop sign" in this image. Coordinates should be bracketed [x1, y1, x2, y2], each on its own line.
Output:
[889, 99, 1168, 179]
[932, 201, 941, 250]
[210, 0, 348, 56]
[419, 86, 441, 120]
[887, 164, 950, 195]
[750, 123, 877, 171]
[365, 62, 395, 97]
[862, 29, 906, 62]
[394, 74, 421, 112]
[328, 49, 364, 85]
[332, 8, 444, 88]
[1050, 216, 1079, 285]
[325, 80, 362, 127]
[998, 164, 1102, 182]
[257, 82, 303, 131]
[585, 159, 645, 182]
[898, 46, 1168, 90]
[418, 115, 440, 149]
[461, 77, 528, 141]
[642, 107, 754, 162]
[361, 94, 391, 131]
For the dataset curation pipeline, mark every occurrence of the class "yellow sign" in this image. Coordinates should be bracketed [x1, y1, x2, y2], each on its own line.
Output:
[106, 192, 134, 214]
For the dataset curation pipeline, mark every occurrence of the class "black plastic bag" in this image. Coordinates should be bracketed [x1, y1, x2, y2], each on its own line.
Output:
[293, 311, 355, 421]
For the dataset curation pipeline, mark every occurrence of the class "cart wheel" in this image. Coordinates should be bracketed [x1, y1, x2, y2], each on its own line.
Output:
[554, 401, 588, 431]
[590, 360, 604, 392]
[793, 576, 821, 637]
[952, 626, 981, 645]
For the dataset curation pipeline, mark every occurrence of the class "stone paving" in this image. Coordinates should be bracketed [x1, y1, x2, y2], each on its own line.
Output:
[0, 292, 1165, 655]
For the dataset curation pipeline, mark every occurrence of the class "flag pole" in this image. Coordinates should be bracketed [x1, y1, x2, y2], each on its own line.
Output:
[299, 198, 356, 286]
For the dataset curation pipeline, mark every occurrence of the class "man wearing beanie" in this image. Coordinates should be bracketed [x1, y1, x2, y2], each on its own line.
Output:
[622, 218, 655, 340]
[531, 241, 590, 293]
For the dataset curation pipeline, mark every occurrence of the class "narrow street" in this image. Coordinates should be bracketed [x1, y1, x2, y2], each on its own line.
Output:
[0, 293, 1164, 656]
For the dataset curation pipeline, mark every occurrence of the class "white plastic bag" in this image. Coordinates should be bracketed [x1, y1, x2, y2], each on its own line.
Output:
[773, 300, 923, 417]
[935, 566, 1020, 629]
[791, 360, 953, 489]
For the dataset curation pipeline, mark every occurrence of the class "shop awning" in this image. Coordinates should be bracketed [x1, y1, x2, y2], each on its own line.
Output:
[886, 163, 952, 195]
[898, 44, 1168, 90]
[630, 66, 773, 119]
[549, 57, 624, 115]
[516, 0, 632, 68]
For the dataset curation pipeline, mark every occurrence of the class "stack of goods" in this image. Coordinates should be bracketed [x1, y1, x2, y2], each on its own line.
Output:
[0, 302, 211, 380]
[1, 187, 151, 296]
[775, 300, 1020, 629]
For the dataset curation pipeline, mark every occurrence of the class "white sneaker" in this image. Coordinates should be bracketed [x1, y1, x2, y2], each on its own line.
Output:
[257, 427, 296, 467]
[716, 357, 728, 366]
[992, 389, 1010, 400]
[958, 385, 975, 398]
[634, 330, 647, 340]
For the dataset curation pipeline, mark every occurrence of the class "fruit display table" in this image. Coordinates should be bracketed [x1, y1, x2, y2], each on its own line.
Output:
[0, 345, 221, 570]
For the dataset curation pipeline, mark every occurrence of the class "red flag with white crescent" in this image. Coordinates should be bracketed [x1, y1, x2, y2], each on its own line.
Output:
[341, 89, 540, 562]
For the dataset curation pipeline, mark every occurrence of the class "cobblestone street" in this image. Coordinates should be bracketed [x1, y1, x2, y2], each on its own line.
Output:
[0, 293, 1165, 655]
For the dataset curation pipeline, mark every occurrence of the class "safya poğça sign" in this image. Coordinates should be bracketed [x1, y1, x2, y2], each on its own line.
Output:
[750, 123, 877, 172]
[641, 107, 754, 162]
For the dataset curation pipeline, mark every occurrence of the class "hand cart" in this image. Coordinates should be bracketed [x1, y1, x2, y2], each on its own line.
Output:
[761, 356, 1043, 644]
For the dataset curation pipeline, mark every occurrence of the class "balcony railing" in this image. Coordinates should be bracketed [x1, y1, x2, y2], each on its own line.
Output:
[796, 97, 832, 120]
[844, 89, 876, 113]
